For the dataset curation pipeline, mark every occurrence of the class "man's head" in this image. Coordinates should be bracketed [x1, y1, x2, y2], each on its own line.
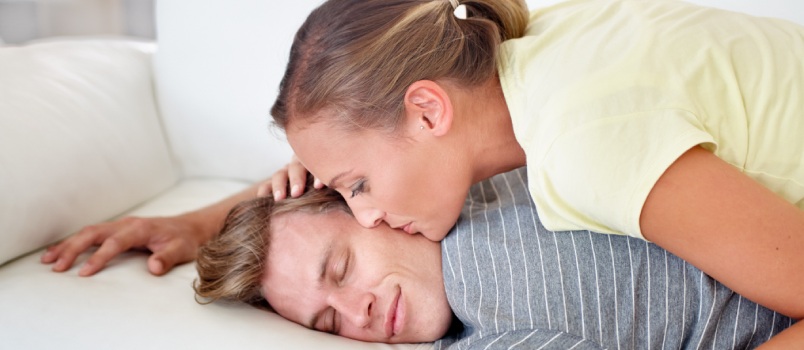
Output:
[194, 189, 453, 344]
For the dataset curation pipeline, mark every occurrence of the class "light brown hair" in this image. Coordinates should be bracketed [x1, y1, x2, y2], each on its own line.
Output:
[271, 0, 529, 133]
[194, 186, 348, 310]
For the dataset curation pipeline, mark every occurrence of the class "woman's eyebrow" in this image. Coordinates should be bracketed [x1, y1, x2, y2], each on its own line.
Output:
[327, 170, 352, 188]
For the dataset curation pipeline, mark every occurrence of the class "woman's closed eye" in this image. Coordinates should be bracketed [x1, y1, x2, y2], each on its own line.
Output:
[350, 179, 367, 198]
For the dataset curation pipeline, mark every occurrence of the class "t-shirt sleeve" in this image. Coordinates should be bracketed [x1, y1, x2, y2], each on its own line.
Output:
[529, 108, 716, 239]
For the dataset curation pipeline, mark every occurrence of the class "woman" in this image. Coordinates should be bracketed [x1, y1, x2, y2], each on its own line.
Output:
[44, 0, 804, 319]
[265, 0, 804, 319]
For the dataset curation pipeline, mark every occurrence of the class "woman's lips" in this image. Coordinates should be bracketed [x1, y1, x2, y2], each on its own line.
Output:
[401, 223, 414, 235]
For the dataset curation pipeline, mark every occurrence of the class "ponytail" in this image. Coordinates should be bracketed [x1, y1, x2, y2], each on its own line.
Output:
[271, 0, 529, 132]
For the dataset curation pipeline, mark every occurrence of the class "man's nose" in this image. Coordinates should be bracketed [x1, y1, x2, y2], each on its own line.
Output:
[328, 289, 374, 328]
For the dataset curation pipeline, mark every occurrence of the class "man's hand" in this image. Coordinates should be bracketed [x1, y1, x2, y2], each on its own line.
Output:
[41, 215, 203, 276]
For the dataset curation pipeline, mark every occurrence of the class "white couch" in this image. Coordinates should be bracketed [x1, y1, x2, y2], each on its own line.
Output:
[0, 1, 801, 349]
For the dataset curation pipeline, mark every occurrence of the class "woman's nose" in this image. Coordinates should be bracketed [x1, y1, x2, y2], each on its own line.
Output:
[328, 289, 374, 328]
[353, 206, 385, 228]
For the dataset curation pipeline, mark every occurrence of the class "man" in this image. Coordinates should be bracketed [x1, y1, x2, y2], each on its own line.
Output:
[195, 168, 794, 348]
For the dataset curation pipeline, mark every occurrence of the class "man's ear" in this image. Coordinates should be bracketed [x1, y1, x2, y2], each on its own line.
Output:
[403, 80, 454, 137]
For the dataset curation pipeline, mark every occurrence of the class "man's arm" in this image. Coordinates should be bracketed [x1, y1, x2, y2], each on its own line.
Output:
[41, 180, 264, 276]
[641, 146, 804, 318]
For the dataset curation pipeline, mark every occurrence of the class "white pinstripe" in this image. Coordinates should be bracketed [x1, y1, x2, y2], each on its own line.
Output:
[491, 176, 517, 330]
[626, 238, 635, 350]
[645, 241, 651, 350]
[694, 274, 717, 350]
[588, 232, 603, 344]
[732, 295, 742, 350]
[509, 172, 534, 328]
[662, 250, 669, 350]
[482, 333, 507, 350]
[607, 235, 621, 350]
[679, 261, 688, 349]
[570, 233, 586, 338]
[552, 231, 569, 332]
[469, 194, 486, 337]
[478, 183, 501, 334]
[744, 303, 759, 350]
[535, 333, 563, 350]
[767, 312, 777, 343]
[508, 329, 539, 349]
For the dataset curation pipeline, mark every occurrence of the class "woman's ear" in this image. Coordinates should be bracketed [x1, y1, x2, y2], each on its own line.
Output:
[403, 80, 454, 137]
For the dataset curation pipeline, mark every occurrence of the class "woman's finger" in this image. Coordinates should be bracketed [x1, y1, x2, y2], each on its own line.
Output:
[271, 166, 290, 200]
[287, 160, 309, 197]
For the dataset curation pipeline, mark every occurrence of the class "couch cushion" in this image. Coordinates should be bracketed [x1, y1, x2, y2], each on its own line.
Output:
[0, 39, 178, 265]
[0, 179, 431, 350]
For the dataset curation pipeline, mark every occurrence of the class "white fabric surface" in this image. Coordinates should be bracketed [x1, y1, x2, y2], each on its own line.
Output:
[152, 0, 315, 182]
[0, 179, 429, 350]
[0, 39, 177, 265]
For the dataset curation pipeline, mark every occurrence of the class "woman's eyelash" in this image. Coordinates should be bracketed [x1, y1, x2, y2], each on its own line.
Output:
[350, 179, 366, 198]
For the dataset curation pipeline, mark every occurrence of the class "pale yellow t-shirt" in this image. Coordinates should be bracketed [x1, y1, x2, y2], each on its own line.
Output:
[499, 0, 804, 239]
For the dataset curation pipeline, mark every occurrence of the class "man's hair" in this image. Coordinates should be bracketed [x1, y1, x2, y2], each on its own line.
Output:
[193, 185, 348, 310]
[271, 0, 529, 133]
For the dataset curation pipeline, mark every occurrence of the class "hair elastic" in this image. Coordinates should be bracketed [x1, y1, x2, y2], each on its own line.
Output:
[448, 0, 468, 20]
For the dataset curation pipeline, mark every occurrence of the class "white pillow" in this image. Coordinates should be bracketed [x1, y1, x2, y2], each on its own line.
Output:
[0, 39, 178, 265]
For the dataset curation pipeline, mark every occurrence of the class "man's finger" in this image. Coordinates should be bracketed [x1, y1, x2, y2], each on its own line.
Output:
[48, 226, 108, 272]
[78, 235, 136, 276]
[147, 240, 196, 276]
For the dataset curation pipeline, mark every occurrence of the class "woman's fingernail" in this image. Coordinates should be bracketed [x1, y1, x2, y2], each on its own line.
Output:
[291, 184, 300, 196]
[273, 190, 282, 199]
[79, 263, 92, 275]
[314, 178, 322, 188]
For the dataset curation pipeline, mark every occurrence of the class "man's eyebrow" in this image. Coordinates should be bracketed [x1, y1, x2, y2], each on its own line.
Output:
[307, 244, 334, 329]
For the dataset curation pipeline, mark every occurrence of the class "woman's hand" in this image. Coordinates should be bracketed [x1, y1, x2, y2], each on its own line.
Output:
[257, 155, 324, 200]
[41, 215, 204, 276]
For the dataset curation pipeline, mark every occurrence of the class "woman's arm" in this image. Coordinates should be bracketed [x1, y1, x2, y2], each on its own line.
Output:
[42, 181, 264, 276]
[758, 320, 804, 349]
[641, 146, 804, 318]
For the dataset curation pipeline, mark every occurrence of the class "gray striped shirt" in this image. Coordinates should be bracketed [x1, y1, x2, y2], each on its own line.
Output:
[435, 167, 792, 349]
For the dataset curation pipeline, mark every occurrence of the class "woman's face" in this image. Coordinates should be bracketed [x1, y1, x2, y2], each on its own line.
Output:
[287, 120, 472, 241]
[262, 209, 453, 343]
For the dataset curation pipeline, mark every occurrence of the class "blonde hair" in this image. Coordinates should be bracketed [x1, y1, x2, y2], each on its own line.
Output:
[194, 186, 348, 310]
[271, 0, 529, 132]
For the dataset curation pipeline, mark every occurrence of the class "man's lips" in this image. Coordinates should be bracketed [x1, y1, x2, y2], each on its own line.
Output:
[400, 223, 414, 235]
[384, 286, 402, 339]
